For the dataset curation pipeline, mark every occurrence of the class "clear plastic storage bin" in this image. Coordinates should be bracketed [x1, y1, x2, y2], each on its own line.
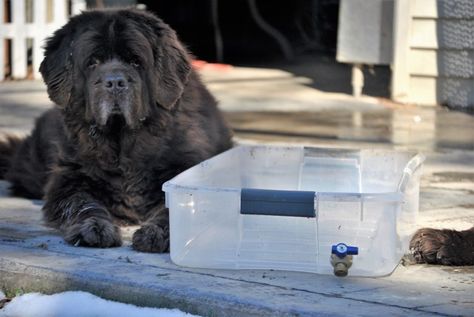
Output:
[163, 146, 424, 277]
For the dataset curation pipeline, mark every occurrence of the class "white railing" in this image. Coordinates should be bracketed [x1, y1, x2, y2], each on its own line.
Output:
[0, 0, 86, 80]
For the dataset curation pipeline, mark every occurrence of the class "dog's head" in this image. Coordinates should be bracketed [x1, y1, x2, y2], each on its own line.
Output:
[40, 9, 191, 131]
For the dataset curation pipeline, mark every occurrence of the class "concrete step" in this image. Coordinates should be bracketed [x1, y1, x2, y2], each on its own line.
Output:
[0, 192, 473, 317]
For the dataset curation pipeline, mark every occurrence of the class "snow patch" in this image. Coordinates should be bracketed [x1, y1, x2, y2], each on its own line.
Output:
[0, 291, 200, 317]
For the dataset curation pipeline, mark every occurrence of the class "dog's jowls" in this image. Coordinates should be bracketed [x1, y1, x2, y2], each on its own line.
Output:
[0, 9, 233, 252]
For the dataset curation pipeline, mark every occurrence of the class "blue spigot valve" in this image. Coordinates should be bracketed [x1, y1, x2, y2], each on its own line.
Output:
[331, 243, 359, 258]
[330, 243, 359, 277]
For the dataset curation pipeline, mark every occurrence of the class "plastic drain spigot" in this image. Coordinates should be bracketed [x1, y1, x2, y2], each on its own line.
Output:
[330, 243, 359, 277]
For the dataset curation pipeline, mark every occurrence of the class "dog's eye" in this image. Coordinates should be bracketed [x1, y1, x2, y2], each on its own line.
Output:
[130, 59, 140, 68]
[87, 58, 100, 69]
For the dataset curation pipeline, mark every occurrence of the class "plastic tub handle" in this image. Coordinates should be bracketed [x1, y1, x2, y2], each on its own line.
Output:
[397, 154, 426, 193]
[240, 188, 316, 217]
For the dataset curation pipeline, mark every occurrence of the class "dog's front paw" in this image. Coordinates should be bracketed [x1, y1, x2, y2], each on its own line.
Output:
[64, 217, 122, 248]
[410, 228, 463, 265]
[132, 223, 169, 253]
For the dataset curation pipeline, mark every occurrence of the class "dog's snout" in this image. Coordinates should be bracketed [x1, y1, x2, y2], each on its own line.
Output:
[104, 73, 128, 92]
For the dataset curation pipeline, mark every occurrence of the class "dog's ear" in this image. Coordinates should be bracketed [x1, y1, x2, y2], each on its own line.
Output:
[39, 25, 74, 107]
[153, 27, 192, 109]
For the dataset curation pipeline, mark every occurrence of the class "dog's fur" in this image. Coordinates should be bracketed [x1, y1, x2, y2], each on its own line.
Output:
[409, 227, 474, 265]
[0, 9, 232, 252]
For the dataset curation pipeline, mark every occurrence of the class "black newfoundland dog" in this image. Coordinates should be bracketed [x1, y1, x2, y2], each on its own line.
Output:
[0, 9, 232, 252]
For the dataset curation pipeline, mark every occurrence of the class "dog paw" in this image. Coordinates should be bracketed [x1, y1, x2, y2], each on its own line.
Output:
[132, 223, 169, 253]
[410, 228, 461, 265]
[64, 217, 122, 248]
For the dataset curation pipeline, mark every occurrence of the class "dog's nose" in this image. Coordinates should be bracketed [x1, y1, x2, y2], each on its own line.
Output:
[104, 73, 128, 92]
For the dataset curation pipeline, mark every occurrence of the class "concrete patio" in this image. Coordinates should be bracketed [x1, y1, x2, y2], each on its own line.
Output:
[0, 64, 473, 316]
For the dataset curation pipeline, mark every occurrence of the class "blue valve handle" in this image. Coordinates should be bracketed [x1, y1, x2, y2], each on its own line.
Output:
[332, 243, 359, 258]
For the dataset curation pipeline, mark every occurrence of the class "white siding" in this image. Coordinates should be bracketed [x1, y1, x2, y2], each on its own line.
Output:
[393, 0, 474, 109]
